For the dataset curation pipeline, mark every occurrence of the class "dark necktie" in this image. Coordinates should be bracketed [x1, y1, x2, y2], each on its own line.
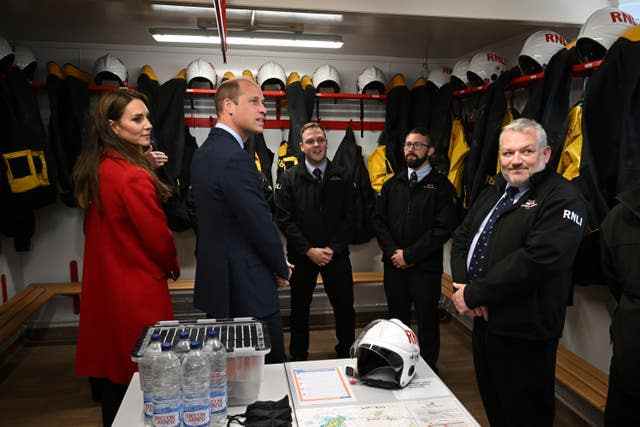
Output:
[409, 171, 418, 188]
[313, 168, 322, 182]
[467, 186, 519, 280]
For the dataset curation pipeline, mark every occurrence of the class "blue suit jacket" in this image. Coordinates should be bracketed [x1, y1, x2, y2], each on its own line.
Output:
[191, 127, 288, 317]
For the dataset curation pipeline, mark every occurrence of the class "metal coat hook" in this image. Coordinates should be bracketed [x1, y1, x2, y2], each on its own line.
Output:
[360, 99, 364, 137]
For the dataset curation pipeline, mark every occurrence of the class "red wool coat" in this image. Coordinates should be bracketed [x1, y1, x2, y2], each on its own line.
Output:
[75, 153, 179, 385]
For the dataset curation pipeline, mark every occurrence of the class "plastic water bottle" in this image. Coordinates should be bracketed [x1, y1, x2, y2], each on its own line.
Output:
[152, 342, 182, 427]
[182, 341, 211, 427]
[206, 336, 228, 426]
[174, 329, 191, 362]
[139, 333, 163, 426]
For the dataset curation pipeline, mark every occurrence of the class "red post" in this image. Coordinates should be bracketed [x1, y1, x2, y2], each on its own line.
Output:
[1, 274, 7, 304]
[70, 260, 80, 314]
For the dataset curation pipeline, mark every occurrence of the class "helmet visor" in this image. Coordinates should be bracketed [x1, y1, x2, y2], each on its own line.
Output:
[356, 344, 404, 389]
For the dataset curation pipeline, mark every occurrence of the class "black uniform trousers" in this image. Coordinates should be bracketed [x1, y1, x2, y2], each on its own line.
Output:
[289, 254, 355, 361]
[261, 310, 286, 364]
[605, 365, 640, 426]
[472, 318, 558, 427]
[383, 267, 441, 369]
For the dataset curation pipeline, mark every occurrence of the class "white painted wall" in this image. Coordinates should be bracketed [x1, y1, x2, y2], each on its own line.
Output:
[232, 0, 612, 24]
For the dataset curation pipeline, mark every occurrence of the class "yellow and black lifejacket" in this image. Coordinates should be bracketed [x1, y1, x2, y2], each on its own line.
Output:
[447, 118, 470, 197]
[368, 145, 394, 193]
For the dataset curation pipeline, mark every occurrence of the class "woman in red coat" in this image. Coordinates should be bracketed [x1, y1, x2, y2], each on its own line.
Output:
[73, 89, 179, 426]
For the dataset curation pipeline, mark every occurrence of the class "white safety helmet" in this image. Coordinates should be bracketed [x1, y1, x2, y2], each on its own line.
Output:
[93, 53, 127, 85]
[351, 319, 420, 389]
[186, 58, 217, 88]
[357, 66, 386, 94]
[257, 61, 286, 91]
[577, 6, 637, 62]
[13, 45, 36, 69]
[427, 66, 452, 89]
[0, 35, 14, 68]
[519, 30, 567, 74]
[13, 45, 37, 80]
[467, 51, 506, 86]
[312, 64, 341, 93]
[451, 58, 470, 88]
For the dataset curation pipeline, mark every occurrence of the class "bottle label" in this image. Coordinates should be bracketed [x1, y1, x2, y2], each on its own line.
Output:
[209, 389, 227, 414]
[152, 412, 180, 427]
[153, 406, 180, 427]
[143, 394, 153, 419]
[183, 406, 211, 427]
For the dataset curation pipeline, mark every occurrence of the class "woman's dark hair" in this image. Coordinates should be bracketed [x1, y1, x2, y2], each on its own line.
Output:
[73, 89, 171, 209]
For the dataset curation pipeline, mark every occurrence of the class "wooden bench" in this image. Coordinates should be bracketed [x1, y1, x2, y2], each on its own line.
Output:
[440, 272, 609, 414]
[168, 272, 385, 292]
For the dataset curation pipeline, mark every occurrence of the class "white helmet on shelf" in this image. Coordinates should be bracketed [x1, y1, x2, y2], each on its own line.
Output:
[467, 51, 506, 86]
[93, 53, 128, 85]
[14, 45, 36, 69]
[351, 318, 420, 389]
[427, 66, 452, 89]
[186, 58, 218, 88]
[0, 35, 14, 68]
[357, 66, 386, 94]
[312, 64, 341, 93]
[451, 58, 470, 87]
[13, 45, 37, 79]
[519, 30, 567, 74]
[577, 6, 637, 62]
[257, 61, 286, 90]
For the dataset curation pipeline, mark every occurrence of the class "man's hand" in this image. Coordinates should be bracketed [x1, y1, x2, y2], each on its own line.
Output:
[306, 247, 333, 267]
[452, 283, 489, 320]
[452, 282, 472, 315]
[474, 306, 489, 321]
[275, 276, 289, 288]
[145, 149, 168, 169]
[391, 249, 409, 269]
[286, 261, 295, 280]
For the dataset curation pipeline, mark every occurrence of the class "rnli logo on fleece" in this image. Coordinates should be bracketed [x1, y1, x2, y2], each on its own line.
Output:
[563, 209, 583, 227]
[521, 199, 537, 209]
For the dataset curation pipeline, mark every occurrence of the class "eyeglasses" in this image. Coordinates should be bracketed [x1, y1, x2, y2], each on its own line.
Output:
[404, 142, 430, 150]
[302, 138, 327, 146]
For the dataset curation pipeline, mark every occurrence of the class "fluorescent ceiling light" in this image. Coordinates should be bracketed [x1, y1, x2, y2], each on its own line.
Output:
[151, 3, 214, 14]
[150, 2, 343, 22]
[150, 29, 344, 49]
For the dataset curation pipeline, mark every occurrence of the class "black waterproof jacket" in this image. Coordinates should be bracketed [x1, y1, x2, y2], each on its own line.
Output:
[274, 160, 353, 263]
[601, 186, 640, 394]
[373, 168, 458, 273]
[451, 168, 586, 340]
[0, 66, 57, 250]
[584, 34, 640, 206]
[332, 127, 376, 244]
[467, 67, 520, 205]
[522, 47, 579, 171]
[378, 77, 411, 173]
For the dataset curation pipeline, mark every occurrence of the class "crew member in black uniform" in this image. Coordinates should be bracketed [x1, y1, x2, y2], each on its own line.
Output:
[450, 118, 586, 427]
[372, 127, 458, 370]
[601, 184, 640, 427]
[275, 122, 356, 361]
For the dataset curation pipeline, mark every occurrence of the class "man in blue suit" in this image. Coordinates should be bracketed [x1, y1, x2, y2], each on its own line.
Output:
[191, 78, 290, 363]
